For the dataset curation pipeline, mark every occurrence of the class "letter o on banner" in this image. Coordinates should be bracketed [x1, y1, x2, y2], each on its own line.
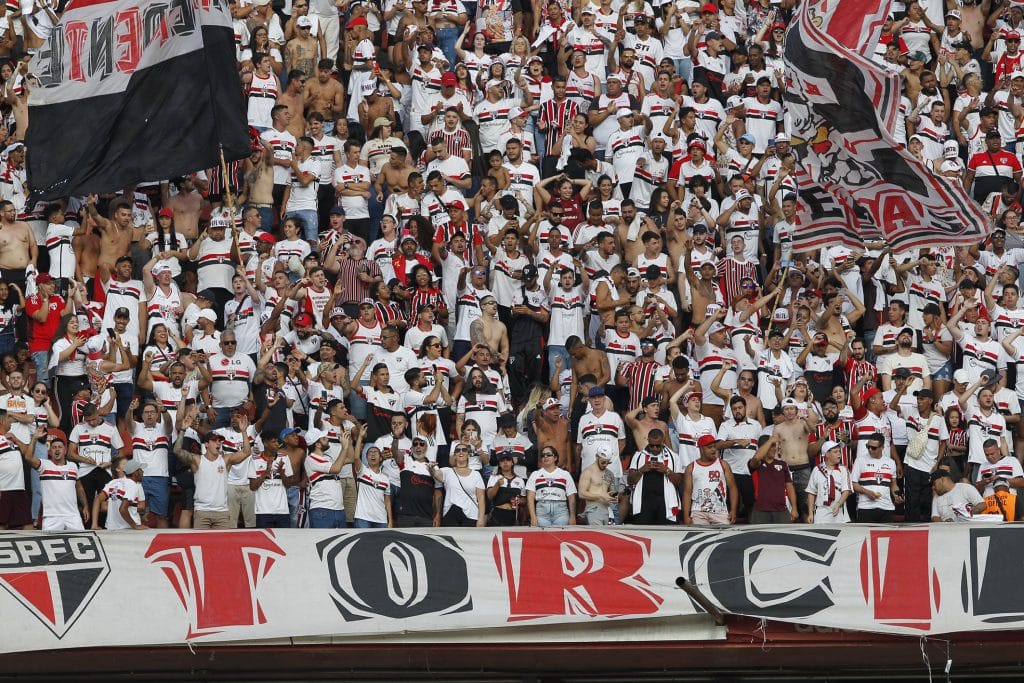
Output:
[317, 532, 473, 621]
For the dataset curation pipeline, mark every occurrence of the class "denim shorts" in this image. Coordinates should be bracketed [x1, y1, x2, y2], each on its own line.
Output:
[142, 476, 170, 517]
[931, 360, 953, 382]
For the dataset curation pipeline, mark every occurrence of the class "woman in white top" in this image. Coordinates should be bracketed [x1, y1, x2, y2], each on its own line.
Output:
[49, 314, 88, 435]
[353, 446, 393, 528]
[526, 446, 577, 527]
[430, 443, 486, 527]
[456, 29, 492, 87]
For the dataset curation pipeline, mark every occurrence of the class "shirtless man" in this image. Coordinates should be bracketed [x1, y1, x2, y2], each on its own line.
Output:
[712, 362, 765, 426]
[578, 447, 619, 524]
[284, 17, 322, 79]
[773, 395, 813, 519]
[567, 335, 610, 398]
[161, 176, 204, 240]
[656, 352, 698, 411]
[624, 396, 670, 451]
[681, 239, 721, 326]
[532, 398, 572, 471]
[375, 147, 417, 200]
[85, 195, 133, 275]
[0, 199, 35, 293]
[304, 60, 346, 125]
[277, 73, 308, 139]
[470, 296, 509, 365]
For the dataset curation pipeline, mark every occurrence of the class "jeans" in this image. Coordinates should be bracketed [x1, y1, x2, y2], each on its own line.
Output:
[547, 345, 570, 382]
[862, 329, 877, 364]
[674, 57, 693, 84]
[286, 209, 320, 242]
[349, 378, 370, 420]
[309, 507, 347, 528]
[213, 406, 237, 430]
[354, 518, 388, 528]
[535, 499, 569, 527]
[256, 206, 274, 233]
[113, 382, 134, 420]
[287, 486, 300, 528]
[436, 27, 460, 74]
[32, 351, 49, 386]
[256, 513, 292, 528]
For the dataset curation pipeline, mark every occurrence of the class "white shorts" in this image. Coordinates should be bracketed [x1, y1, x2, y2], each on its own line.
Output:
[813, 506, 849, 524]
[41, 515, 85, 532]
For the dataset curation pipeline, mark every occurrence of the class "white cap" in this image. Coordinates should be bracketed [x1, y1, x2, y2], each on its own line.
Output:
[296, 15, 313, 27]
[361, 79, 377, 96]
[781, 397, 798, 408]
[616, 108, 634, 119]
[953, 368, 971, 384]
[943, 140, 959, 158]
[945, 9, 961, 20]
[774, 132, 790, 143]
[198, 309, 216, 322]
[606, 72, 624, 82]
[596, 445, 613, 461]
[152, 261, 172, 275]
[821, 440, 842, 455]
[304, 428, 328, 445]
[508, 106, 527, 119]
[708, 321, 727, 335]
[1011, 71, 1024, 81]
[123, 459, 145, 475]
[726, 95, 743, 109]
[85, 335, 106, 354]
[734, 189, 752, 201]
[485, 79, 505, 91]
[772, 307, 790, 322]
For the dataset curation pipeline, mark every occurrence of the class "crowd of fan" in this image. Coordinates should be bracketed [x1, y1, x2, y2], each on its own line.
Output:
[1, 0, 1024, 531]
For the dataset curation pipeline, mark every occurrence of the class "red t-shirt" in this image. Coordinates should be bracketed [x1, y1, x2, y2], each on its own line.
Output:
[25, 294, 65, 352]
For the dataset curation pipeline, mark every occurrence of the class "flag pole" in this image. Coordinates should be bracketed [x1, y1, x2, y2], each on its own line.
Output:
[220, 145, 244, 264]
[766, 266, 790, 336]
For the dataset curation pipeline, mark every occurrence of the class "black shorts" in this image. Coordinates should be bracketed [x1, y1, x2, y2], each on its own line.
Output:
[0, 489, 32, 528]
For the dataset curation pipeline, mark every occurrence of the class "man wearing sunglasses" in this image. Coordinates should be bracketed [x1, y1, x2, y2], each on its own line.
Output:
[197, 331, 256, 430]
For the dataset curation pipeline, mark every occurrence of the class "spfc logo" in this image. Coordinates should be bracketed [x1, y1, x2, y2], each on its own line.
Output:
[0, 533, 110, 638]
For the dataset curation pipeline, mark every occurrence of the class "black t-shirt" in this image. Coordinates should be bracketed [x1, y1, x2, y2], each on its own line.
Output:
[396, 468, 436, 519]
[253, 382, 289, 436]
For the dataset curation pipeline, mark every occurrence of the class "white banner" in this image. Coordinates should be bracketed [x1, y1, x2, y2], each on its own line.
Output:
[1, 525, 1022, 653]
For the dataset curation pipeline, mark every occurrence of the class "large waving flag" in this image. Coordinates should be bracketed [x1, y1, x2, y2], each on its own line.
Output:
[26, 0, 250, 199]
[785, 0, 989, 253]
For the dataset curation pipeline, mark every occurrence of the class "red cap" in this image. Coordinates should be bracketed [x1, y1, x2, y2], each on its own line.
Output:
[771, 21, 787, 31]
[47, 428, 67, 446]
[293, 312, 315, 328]
[861, 387, 880, 404]
[1007, 30, 1022, 40]
[158, 208, 173, 218]
[697, 434, 717, 448]
[256, 231, 276, 244]
[688, 137, 707, 150]
[36, 273, 53, 284]
[441, 72, 457, 86]
[346, 16, 368, 29]
[685, 391, 703, 403]
[448, 199, 466, 211]
[701, 2, 718, 13]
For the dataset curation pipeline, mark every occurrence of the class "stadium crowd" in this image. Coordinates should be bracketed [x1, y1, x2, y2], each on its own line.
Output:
[0, 0, 1022, 531]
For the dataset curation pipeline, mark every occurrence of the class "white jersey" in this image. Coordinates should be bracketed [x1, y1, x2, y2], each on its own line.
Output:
[146, 284, 183, 337]
[194, 454, 229, 512]
[36, 459, 80, 519]
[354, 466, 390, 523]
[577, 410, 625, 479]
[248, 454, 293, 515]
[101, 476, 145, 529]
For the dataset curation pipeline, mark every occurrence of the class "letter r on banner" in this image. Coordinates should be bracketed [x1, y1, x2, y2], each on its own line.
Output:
[859, 529, 938, 630]
[494, 531, 662, 621]
[145, 531, 285, 639]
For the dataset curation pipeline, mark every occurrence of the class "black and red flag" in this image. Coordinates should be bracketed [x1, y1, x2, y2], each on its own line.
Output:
[26, 0, 250, 199]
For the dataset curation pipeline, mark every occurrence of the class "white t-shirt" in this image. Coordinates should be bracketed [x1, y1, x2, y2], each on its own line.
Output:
[440, 467, 484, 520]
[101, 476, 145, 529]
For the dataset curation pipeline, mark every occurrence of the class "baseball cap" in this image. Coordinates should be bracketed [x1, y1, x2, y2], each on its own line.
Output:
[734, 188, 752, 202]
[441, 71, 457, 86]
[46, 428, 68, 446]
[820, 440, 841, 455]
[197, 309, 217, 322]
[692, 223, 709, 233]
[330, 307, 347, 319]
[943, 140, 960, 158]
[687, 137, 707, 150]
[123, 459, 145, 475]
[738, 133, 756, 145]
[697, 434, 717, 448]
[256, 231, 276, 244]
[542, 397, 561, 410]
[158, 208, 173, 218]
[930, 470, 953, 484]
[987, 129, 1002, 139]
[522, 264, 539, 279]
[1011, 70, 1024, 80]
[909, 51, 928, 62]
[707, 321, 727, 335]
[152, 261, 173, 275]
[898, 326, 915, 337]
[373, 117, 392, 128]
[616, 108, 634, 119]
[359, 297, 375, 307]
[588, 386, 606, 397]
[892, 367, 912, 378]
[279, 427, 300, 440]
[781, 397, 798, 408]
[113, 307, 130, 318]
[293, 312, 315, 328]
[196, 289, 217, 301]
[581, 5, 595, 13]
[685, 391, 702, 403]
[775, 132, 790, 143]
[606, 72, 624, 82]
[946, 9, 961, 20]
[508, 106, 527, 119]
[35, 273, 53, 285]
[700, 2, 717, 13]
[497, 450, 515, 460]
[1008, 31, 1022, 42]
[202, 431, 225, 443]
[953, 369, 971, 385]
[626, 267, 641, 278]
[447, 199, 466, 211]
[209, 216, 230, 229]
[296, 15, 313, 27]
[304, 427, 328, 445]
[329, 205, 346, 216]
[345, 15, 368, 28]
[596, 446, 613, 462]
[915, 389, 936, 399]
[644, 264, 662, 281]
[726, 95, 743, 109]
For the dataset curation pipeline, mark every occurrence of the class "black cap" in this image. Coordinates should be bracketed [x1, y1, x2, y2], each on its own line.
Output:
[898, 326, 915, 338]
[196, 289, 217, 301]
[914, 388, 936, 399]
[497, 451, 515, 459]
[930, 470, 953, 484]
[522, 264, 539, 280]
[113, 307, 130, 318]
[644, 264, 662, 281]
[329, 205, 346, 216]
[692, 223, 708, 233]
[893, 367, 912, 378]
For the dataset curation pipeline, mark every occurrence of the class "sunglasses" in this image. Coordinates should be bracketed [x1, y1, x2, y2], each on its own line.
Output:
[222, 341, 237, 345]
[867, 444, 882, 450]
[541, 451, 556, 457]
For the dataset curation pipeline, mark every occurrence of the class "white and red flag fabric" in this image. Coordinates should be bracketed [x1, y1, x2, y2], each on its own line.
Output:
[785, 0, 990, 253]
[26, 0, 250, 199]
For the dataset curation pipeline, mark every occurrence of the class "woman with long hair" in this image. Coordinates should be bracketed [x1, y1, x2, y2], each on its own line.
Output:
[487, 453, 526, 526]
[430, 443, 486, 527]
[370, 281, 406, 330]
[141, 211, 189, 286]
[456, 31, 492, 91]
[945, 407, 968, 476]
[239, 26, 283, 75]
[352, 445, 394, 528]
[49, 314, 88, 433]
[408, 265, 448, 325]
[141, 323, 182, 380]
